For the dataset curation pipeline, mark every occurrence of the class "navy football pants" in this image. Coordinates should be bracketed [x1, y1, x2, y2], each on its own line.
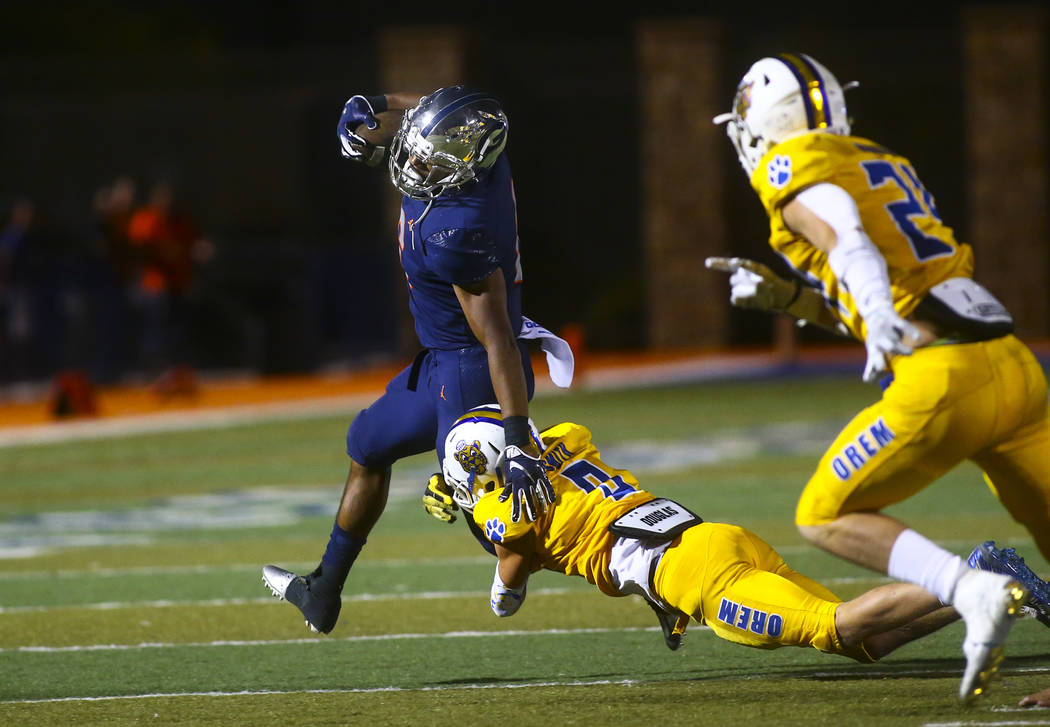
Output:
[346, 342, 535, 468]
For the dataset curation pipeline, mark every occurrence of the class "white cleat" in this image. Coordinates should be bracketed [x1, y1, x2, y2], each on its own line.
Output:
[261, 564, 340, 634]
[262, 564, 296, 601]
[953, 569, 1030, 704]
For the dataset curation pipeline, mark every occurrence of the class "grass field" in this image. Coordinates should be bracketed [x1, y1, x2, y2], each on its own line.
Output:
[2, 373, 1049, 726]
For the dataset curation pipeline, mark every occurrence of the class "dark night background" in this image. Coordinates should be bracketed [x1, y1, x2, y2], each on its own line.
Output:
[0, 2, 997, 384]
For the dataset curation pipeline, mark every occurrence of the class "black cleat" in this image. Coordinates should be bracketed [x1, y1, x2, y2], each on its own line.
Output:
[262, 564, 342, 634]
[650, 602, 687, 651]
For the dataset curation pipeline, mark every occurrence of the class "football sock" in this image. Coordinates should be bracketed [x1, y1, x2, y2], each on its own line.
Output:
[315, 523, 366, 594]
[887, 528, 966, 605]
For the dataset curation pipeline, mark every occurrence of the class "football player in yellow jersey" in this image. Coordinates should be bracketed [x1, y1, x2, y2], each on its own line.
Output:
[706, 52, 1049, 702]
[430, 405, 1021, 697]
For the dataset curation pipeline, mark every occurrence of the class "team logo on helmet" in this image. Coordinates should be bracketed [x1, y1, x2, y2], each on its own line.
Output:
[454, 439, 488, 476]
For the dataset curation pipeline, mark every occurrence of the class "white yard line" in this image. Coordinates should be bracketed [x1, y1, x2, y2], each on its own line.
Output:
[5, 624, 676, 654]
[0, 555, 494, 579]
[925, 722, 1050, 726]
[3, 677, 642, 704]
[0, 586, 585, 615]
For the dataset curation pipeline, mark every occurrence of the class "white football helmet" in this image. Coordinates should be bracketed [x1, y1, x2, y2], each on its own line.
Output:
[442, 405, 541, 512]
[713, 53, 855, 176]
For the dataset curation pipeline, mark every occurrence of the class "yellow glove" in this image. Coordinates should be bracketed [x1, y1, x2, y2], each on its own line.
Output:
[422, 473, 458, 524]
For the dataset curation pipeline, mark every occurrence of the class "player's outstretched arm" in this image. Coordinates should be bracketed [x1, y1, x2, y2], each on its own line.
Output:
[455, 271, 554, 523]
[705, 256, 847, 335]
[490, 541, 533, 617]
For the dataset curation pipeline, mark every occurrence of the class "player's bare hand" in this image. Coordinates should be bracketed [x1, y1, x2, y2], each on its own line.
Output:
[1019, 687, 1050, 708]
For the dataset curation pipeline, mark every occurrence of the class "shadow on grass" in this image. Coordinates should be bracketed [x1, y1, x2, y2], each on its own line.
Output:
[797, 652, 1050, 682]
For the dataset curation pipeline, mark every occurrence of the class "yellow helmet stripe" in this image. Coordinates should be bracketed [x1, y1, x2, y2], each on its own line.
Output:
[454, 406, 504, 427]
[778, 53, 830, 130]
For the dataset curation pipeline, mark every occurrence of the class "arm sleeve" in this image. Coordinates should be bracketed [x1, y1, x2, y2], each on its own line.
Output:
[795, 183, 895, 318]
[424, 228, 500, 287]
[793, 182, 864, 238]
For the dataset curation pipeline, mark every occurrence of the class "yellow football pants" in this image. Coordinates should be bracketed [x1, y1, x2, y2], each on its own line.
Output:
[796, 335, 1050, 561]
[653, 523, 872, 661]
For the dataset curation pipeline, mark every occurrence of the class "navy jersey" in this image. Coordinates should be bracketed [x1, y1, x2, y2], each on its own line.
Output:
[396, 154, 523, 350]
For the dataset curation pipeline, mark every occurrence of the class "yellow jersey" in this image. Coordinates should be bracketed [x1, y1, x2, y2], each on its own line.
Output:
[750, 133, 974, 341]
[472, 422, 654, 596]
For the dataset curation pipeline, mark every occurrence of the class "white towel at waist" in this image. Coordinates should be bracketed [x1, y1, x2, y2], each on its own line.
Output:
[518, 316, 574, 388]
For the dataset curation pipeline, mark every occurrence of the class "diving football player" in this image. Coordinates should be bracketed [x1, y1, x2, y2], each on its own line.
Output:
[437, 406, 1028, 702]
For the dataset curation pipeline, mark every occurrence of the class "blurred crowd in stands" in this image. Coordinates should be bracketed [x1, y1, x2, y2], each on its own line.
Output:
[0, 176, 401, 403]
[0, 178, 212, 396]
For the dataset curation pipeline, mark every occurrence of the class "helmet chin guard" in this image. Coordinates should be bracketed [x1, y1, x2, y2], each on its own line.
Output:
[713, 53, 854, 176]
[388, 86, 508, 200]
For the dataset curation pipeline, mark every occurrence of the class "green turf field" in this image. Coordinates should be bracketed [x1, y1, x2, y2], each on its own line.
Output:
[2, 374, 1049, 726]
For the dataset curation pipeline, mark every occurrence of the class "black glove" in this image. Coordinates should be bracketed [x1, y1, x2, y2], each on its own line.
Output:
[499, 445, 555, 523]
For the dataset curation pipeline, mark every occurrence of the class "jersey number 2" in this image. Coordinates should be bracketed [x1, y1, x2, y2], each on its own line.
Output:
[860, 160, 953, 262]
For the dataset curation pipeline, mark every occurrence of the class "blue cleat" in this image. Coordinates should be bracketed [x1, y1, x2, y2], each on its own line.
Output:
[968, 541, 1050, 628]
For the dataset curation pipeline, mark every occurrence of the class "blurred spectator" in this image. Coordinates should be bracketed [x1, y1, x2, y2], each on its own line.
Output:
[93, 176, 138, 287]
[126, 181, 214, 395]
[0, 197, 39, 382]
[88, 176, 138, 384]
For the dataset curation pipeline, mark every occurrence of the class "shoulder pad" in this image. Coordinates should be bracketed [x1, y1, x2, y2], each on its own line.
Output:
[540, 421, 592, 450]
[422, 228, 498, 286]
[752, 133, 849, 210]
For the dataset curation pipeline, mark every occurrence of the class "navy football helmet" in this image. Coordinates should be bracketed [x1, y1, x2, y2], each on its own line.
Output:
[388, 86, 509, 200]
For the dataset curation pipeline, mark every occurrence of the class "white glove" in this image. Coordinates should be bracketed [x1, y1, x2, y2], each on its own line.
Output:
[861, 304, 922, 383]
[705, 257, 799, 311]
[490, 565, 527, 618]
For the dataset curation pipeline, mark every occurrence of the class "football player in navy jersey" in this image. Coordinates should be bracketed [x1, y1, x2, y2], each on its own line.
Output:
[263, 87, 569, 635]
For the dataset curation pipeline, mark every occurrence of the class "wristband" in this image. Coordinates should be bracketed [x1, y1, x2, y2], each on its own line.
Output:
[503, 415, 531, 448]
